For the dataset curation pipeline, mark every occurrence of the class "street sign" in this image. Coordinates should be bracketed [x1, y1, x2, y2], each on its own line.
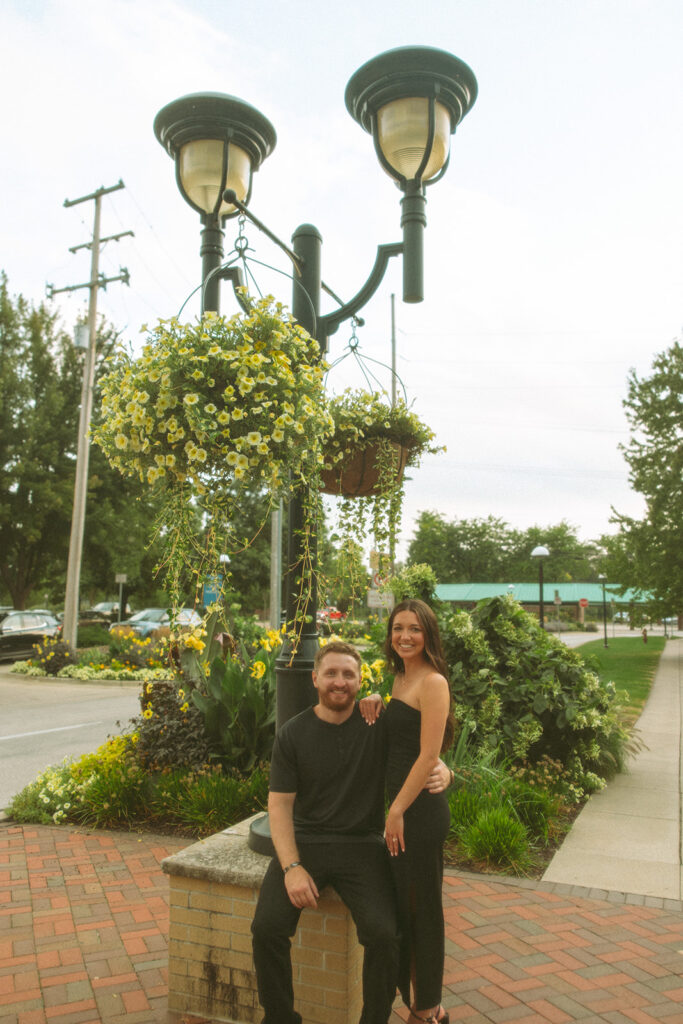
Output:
[579, 597, 589, 608]
[115, 573, 127, 584]
[367, 589, 394, 611]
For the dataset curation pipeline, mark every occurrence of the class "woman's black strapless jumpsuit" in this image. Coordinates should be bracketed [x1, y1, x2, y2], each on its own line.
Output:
[385, 698, 450, 1010]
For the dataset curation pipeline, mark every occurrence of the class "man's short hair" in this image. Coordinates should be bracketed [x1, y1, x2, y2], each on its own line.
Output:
[314, 640, 362, 672]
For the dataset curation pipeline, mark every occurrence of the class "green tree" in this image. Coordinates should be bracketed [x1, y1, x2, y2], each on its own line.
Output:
[406, 511, 460, 581]
[507, 522, 601, 582]
[608, 340, 683, 615]
[408, 512, 518, 581]
[0, 274, 80, 606]
[0, 274, 163, 610]
[408, 511, 600, 584]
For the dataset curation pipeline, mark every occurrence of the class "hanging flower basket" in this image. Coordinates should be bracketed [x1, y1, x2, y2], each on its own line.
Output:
[321, 440, 409, 497]
[321, 389, 443, 569]
[92, 296, 333, 623]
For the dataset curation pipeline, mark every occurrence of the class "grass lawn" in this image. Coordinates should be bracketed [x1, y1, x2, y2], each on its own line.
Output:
[577, 635, 667, 714]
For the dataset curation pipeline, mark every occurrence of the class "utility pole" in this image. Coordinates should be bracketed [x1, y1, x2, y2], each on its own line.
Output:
[47, 180, 132, 650]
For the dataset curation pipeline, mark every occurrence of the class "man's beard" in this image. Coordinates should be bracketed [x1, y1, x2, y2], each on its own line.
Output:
[318, 688, 355, 712]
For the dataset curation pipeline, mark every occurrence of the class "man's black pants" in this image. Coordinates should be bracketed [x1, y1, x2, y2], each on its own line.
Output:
[252, 841, 399, 1024]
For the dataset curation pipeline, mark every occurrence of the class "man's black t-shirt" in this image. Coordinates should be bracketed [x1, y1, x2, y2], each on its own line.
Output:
[269, 703, 387, 843]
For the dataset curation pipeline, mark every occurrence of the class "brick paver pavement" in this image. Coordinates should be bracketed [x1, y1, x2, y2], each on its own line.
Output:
[2, 821, 683, 1023]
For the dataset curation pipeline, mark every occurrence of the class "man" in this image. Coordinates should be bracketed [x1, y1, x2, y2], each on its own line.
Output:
[251, 640, 451, 1024]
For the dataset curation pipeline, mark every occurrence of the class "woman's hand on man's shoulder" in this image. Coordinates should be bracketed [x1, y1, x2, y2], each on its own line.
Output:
[358, 693, 384, 725]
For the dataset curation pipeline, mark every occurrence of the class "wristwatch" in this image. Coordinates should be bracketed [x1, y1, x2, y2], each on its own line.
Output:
[283, 861, 301, 874]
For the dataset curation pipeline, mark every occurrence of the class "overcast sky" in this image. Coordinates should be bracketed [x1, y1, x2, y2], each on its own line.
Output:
[4, 0, 682, 560]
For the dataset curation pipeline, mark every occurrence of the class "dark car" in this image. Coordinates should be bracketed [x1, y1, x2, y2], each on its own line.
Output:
[0, 610, 62, 661]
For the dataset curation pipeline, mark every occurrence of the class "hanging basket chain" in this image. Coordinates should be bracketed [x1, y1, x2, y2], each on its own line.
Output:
[324, 316, 408, 405]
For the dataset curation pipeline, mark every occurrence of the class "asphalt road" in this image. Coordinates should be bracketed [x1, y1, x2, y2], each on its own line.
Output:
[0, 668, 141, 811]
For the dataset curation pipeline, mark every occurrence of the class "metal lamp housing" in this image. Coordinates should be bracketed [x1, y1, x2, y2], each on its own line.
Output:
[345, 46, 478, 189]
[153, 92, 276, 222]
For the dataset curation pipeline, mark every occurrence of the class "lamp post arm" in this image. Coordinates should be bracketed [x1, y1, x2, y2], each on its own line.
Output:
[223, 189, 404, 341]
[319, 241, 403, 342]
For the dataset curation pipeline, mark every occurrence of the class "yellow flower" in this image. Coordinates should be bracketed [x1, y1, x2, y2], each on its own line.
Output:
[115, 434, 128, 450]
[142, 708, 153, 719]
[184, 393, 199, 405]
[247, 431, 261, 445]
[250, 660, 266, 679]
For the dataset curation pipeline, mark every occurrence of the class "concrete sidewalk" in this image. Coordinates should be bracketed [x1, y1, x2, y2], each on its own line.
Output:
[543, 638, 683, 899]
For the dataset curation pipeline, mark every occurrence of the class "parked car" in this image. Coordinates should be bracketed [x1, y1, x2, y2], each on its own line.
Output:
[0, 610, 62, 661]
[91, 601, 132, 622]
[110, 607, 202, 639]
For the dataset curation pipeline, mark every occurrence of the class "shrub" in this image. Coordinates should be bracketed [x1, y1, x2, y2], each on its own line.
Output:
[30, 637, 75, 674]
[133, 681, 212, 771]
[77, 761, 149, 828]
[7, 738, 269, 838]
[441, 596, 629, 798]
[7, 762, 79, 824]
[108, 631, 166, 669]
[76, 625, 111, 647]
[459, 807, 530, 871]
[150, 763, 269, 834]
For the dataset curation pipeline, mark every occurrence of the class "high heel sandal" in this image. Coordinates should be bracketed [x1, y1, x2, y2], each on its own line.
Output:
[409, 1008, 449, 1024]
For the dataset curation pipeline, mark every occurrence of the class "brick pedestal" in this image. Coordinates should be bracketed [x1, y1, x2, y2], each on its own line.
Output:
[162, 815, 363, 1024]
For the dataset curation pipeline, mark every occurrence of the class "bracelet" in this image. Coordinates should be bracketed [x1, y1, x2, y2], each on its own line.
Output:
[283, 861, 301, 874]
[449, 769, 455, 787]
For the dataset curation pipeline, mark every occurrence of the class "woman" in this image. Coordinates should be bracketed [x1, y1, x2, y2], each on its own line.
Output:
[360, 599, 453, 1024]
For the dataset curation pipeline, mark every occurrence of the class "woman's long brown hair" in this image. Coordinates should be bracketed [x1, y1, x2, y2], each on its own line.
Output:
[384, 599, 455, 752]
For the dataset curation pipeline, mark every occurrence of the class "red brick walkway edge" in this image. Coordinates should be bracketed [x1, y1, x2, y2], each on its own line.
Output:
[0, 822, 187, 1024]
[2, 822, 683, 1024]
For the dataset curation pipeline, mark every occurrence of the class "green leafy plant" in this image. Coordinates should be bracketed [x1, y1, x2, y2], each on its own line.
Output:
[386, 562, 438, 604]
[441, 596, 630, 799]
[7, 735, 269, 838]
[459, 807, 530, 871]
[150, 764, 268, 833]
[108, 630, 166, 669]
[133, 681, 212, 771]
[322, 390, 441, 574]
[76, 625, 111, 647]
[191, 642, 278, 773]
[29, 636, 75, 674]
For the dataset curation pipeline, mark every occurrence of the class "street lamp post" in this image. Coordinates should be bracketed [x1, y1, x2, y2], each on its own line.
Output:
[598, 573, 609, 648]
[154, 93, 277, 314]
[531, 545, 549, 629]
[154, 47, 477, 847]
